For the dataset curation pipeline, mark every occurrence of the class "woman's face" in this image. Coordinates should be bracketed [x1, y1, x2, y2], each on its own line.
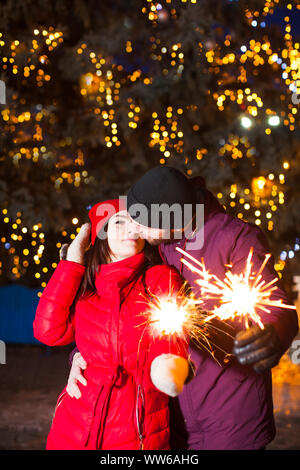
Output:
[106, 210, 145, 262]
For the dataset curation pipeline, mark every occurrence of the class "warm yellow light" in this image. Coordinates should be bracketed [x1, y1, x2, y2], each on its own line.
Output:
[257, 177, 266, 190]
[149, 297, 189, 337]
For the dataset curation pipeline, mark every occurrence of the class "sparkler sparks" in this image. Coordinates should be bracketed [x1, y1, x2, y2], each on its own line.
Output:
[176, 246, 296, 330]
[139, 281, 222, 361]
[147, 296, 190, 338]
[145, 281, 198, 340]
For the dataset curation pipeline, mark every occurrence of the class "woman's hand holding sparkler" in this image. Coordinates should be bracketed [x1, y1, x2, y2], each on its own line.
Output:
[232, 323, 282, 373]
[144, 288, 193, 395]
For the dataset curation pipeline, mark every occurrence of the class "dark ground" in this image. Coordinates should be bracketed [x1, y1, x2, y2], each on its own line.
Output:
[1, 343, 300, 451]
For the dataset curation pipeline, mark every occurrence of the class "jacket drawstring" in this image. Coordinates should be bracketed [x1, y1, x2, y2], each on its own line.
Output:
[91, 365, 126, 449]
[84, 383, 104, 448]
[135, 383, 145, 450]
[85, 365, 146, 450]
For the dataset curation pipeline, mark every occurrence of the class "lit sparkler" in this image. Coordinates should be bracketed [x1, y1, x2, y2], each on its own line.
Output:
[145, 281, 200, 340]
[147, 295, 191, 338]
[176, 246, 296, 330]
[139, 281, 222, 360]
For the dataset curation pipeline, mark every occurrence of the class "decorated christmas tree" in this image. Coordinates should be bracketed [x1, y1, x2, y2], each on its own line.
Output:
[0, 0, 299, 293]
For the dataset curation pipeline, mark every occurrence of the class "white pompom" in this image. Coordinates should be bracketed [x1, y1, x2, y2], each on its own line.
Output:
[150, 354, 189, 397]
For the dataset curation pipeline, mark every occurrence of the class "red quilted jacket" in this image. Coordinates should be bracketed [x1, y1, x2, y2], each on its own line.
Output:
[33, 252, 188, 450]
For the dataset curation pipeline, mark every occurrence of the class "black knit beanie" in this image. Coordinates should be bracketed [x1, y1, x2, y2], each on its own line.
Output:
[127, 166, 198, 229]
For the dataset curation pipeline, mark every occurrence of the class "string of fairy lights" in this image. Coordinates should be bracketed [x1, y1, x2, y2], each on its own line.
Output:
[0, 0, 299, 295]
[1, 208, 82, 287]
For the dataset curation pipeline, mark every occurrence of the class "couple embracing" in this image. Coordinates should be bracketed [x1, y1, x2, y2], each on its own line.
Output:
[34, 166, 298, 450]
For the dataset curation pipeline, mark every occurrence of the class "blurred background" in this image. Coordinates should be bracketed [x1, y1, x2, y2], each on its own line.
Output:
[0, 0, 299, 450]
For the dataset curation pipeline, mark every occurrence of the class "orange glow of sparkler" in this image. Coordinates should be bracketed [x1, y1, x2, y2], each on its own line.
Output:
[176, 246, 296, 330]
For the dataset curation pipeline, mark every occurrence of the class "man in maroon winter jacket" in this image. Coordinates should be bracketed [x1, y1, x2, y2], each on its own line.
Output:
[69, 166, 298, 450]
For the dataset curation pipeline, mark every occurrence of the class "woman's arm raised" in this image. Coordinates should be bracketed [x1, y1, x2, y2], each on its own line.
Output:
[33, 223, 91, 346]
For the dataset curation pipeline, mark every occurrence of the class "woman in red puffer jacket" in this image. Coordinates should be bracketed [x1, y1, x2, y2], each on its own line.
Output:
[33, 199, 189, 450]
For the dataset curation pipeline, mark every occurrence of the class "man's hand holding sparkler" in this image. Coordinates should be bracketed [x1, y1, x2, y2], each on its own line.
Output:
[232, 323, 282, 373]
[176, 246, 296, 374]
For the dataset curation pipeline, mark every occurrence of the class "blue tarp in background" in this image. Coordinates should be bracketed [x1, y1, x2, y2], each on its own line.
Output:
[0, 284, 41, 344]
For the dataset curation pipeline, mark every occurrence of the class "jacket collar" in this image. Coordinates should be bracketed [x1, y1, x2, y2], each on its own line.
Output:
[94, 252, 145, 294]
